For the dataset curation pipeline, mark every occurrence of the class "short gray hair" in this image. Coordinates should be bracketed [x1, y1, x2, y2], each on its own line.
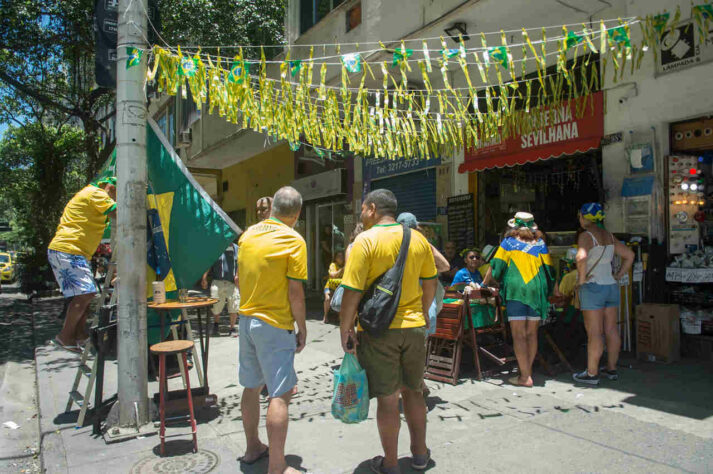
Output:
[271, 186, 303, 218]
[364, 189, 398, 218]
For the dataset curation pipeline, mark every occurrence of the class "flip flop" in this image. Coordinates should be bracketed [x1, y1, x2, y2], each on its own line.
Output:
[238, 447, 269, 465]
[370, 456, 400, 474]
[411, 449, 431, 470]
[53, 337, 81, 354]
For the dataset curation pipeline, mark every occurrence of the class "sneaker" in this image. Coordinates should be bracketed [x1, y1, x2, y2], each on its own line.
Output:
[599, 368, 619, 380]
[211, 322, 220, 336]
[572, 370, 599, 385]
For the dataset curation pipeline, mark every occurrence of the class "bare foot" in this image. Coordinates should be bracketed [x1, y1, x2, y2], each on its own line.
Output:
[508, 375, 533, 387]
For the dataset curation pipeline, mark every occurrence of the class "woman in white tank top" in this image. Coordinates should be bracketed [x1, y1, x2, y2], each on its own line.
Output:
[572, 203, 634, 386]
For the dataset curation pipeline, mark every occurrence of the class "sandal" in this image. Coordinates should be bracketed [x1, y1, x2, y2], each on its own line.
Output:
[370, 455, 400, 474]
[411, 449, 431, 470]
[238, 446, 269, 465]
[53, 337, 81, 354]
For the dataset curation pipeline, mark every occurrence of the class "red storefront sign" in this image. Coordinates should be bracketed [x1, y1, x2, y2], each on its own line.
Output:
[458, 92, 604, 173]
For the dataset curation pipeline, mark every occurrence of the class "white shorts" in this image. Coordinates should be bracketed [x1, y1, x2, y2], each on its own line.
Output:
[210, 279, 240, 314]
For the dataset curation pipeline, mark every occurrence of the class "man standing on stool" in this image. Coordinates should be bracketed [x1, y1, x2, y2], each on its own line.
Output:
[202, 242, 240, 337]
[237, 186, 307, 473]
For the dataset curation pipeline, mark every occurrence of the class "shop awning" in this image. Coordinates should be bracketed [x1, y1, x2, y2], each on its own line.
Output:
[459, 92, 604, 173]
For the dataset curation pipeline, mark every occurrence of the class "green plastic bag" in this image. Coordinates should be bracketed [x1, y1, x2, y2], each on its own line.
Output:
[331, 353, 369, 423]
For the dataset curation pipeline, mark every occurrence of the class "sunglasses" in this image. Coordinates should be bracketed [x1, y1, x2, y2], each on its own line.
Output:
[467, 255, 481, 260]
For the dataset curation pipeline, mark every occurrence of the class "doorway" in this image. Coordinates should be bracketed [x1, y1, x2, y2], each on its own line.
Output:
[312, 201, 347, 289]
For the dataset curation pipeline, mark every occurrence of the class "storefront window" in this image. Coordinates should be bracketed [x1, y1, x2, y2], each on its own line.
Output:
[479, 152, 602, 244]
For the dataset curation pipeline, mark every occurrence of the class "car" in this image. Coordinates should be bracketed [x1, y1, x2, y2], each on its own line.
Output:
[0, 252, 15, 282]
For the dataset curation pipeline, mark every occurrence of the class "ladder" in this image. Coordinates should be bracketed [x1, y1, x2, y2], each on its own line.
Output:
[65, 261, 116, 429]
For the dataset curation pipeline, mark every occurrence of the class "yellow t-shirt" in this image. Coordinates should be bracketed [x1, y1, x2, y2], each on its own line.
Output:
[559, 270, 579, 309]
[478, 263, 490, 280]
[341, 223, 438, 329]
[48, 185, 116, 259]
[238, 217, 308, 330]
[325, 262, 343, 290]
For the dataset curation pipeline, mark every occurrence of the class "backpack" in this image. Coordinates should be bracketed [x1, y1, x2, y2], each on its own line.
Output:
[358, 225, 411, 336]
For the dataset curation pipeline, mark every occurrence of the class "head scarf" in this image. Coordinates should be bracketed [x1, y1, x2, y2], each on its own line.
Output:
[580, 202, 605, 228]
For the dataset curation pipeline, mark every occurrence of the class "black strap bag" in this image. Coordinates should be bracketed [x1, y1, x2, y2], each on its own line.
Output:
[358, 225, 411, 336]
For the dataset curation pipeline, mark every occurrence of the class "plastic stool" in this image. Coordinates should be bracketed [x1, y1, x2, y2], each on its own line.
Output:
[150, 340, 197, 456]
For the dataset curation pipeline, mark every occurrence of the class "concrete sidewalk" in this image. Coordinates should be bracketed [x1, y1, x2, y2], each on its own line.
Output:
[35, 301, 713, 473]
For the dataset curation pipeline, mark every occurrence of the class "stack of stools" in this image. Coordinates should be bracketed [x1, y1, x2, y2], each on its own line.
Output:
[150, 340, 198, 456]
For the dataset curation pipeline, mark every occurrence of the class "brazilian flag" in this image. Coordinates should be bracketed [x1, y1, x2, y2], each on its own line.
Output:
[95, 121, 241, 343]
[490, 238, 555, 319]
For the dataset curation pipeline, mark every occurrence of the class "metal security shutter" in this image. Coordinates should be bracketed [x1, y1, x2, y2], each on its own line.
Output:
[371, 168, 437, 222]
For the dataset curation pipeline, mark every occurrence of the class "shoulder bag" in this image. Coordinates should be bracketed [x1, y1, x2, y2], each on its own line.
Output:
[358, 225, 411, 336]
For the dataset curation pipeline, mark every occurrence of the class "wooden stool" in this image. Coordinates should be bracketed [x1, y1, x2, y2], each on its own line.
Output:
[150, 340, 198, 456]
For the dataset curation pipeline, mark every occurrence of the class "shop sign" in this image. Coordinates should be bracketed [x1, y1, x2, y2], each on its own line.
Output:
[665, 267, 713, 283]
[656, 18, 713, 76]
[459, 92, 603, 173]
[291, 168, 346, 201]
[363, 155, 441, 182]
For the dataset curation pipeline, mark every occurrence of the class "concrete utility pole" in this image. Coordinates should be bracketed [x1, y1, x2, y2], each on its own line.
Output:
[116, 0, 149, 428]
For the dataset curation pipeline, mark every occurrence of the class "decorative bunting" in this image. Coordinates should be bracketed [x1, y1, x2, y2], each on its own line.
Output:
[227, 60, 249, 84]
[341, 53, 362, 73]
[180, 56, 198, 77]
[126, 47, 142, 69]
[488, 46, 509, 69]
[289, 60, 302, 77]
[392, 47, 413, 67]
[147, 13, 672, 160]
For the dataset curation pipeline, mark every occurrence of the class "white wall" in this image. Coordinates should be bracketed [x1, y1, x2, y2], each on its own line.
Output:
[601, 0, 713, 232]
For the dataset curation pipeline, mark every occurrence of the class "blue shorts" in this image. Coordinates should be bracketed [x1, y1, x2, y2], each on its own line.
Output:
[238, 316, 297, 398]
[579, 283, 620, 311]
[47, 249, 98, 298]
[506, 300, 541, 321]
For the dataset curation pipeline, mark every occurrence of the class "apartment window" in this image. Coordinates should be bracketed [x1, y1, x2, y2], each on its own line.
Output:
[156, 99, 176, 146]
[300, 0, 345, 34]
[346, 2, 361, 32]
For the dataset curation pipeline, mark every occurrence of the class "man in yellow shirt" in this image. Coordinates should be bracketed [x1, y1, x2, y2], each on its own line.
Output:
[48, 178, 116, 352]
[340, 189, 437, 473]
[236, 186, 307, 473]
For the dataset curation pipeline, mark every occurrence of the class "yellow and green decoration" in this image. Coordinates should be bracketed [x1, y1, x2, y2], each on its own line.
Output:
[144, 4, 711, 161]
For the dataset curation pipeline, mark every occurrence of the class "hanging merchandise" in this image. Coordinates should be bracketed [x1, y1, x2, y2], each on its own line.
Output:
[126, 47, 142, 69]
[145, 7, 694, 161]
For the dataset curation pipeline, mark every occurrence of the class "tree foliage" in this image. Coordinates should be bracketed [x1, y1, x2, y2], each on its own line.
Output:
[0, 123, 87, 293]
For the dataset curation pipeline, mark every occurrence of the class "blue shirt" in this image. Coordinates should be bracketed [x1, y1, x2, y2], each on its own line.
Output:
[451, 268, 483, 287]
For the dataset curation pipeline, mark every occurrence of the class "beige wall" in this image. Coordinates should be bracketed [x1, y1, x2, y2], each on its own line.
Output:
[221, 144, 295, 226]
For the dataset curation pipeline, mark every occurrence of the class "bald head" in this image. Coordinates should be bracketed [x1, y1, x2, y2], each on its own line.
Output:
[271, 186, 303, 222]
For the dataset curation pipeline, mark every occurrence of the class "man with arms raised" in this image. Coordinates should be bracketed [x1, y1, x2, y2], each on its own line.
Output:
[339, 189, 437, 473]
[237, 186, 307, 474]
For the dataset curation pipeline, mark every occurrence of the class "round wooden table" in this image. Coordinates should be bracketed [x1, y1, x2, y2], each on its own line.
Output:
[148, 297, 218, 393]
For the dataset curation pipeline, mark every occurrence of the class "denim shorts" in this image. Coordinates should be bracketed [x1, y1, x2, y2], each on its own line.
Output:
[506, 300, 541, 321]
[579, 283, 620, 310]
[238, 316, 297, 398]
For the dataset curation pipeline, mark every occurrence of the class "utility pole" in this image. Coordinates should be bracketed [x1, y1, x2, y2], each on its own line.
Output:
[115, 0, 149, 429]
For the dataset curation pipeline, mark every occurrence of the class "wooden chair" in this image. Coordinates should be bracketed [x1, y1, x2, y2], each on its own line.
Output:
[461, 287, 518, 380]
[424, 289, 468, 385]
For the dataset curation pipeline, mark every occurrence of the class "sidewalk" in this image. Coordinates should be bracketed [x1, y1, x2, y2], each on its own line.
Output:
[35, 299, 713, 473]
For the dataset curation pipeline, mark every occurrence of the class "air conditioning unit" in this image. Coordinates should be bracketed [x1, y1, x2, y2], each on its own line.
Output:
[176, 129, 192, 148]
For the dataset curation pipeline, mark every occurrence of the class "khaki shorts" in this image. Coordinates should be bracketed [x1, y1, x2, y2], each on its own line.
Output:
[357, 327, 426, 398]
[210, 279, 240, 314]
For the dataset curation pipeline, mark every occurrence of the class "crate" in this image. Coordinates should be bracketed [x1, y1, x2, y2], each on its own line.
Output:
[635, 304, 680, 363]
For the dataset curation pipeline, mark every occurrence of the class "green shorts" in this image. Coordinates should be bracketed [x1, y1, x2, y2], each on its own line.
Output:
[357, 327, 426, 398]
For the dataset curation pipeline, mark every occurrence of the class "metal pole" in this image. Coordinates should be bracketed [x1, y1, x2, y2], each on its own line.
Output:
[116, 0, 149, 427]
